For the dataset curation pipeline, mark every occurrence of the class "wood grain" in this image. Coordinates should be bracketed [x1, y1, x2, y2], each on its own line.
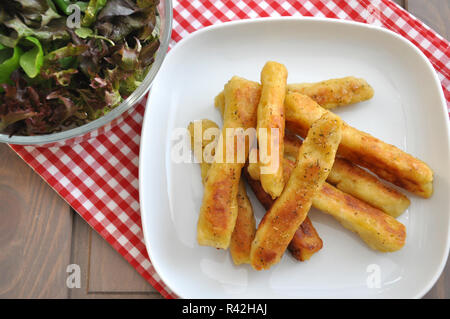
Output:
[424, 259, 450, 299]
[69, 212, 162, 299]
[406, 0, 449, 39]
[393, 0, 405, 7]
[0, 145, 72, 298]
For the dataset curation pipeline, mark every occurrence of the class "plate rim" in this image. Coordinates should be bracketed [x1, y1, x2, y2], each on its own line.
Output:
[139, 16, 450, 299]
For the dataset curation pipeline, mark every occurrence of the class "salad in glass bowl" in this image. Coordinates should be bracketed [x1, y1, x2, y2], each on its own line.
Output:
[0, 0, 164, 137]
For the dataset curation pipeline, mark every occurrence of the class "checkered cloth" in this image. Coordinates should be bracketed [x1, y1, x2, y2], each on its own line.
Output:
[10, 0, 450, 299]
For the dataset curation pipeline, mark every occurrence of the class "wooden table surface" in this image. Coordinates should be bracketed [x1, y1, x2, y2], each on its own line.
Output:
[0, 0, 448, 299]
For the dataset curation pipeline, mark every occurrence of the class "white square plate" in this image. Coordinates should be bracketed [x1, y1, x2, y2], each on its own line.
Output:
[139, 18, 450, 298]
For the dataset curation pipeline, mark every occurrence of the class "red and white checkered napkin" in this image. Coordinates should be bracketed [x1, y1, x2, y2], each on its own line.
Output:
[10, 0, 450, 299]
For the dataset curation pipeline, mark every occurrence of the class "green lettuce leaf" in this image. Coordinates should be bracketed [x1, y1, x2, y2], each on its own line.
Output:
[19, 36, 44, 78]
[82, 0, 108, 27]
[0, 14, 69, 46]
[0, 45, 22, 85]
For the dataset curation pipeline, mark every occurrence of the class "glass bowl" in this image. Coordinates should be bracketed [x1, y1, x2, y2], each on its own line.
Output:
[0, 0, 173, 146]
